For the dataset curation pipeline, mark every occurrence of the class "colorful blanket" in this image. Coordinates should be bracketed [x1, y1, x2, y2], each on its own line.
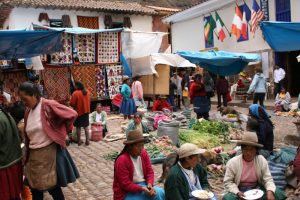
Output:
[42, 66, 70, 103]
[106, 64, 122, 99]
[3, 70, 27, 99]
[95, 66, 107, 98]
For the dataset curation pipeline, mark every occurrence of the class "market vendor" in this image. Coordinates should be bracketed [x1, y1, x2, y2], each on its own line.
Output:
[165, 143, 217, 200]
[90, 103, 108, 136]
[247, 104, 274, 158]
[120, 76, 136, 120]
[275, 87, 291, 112]
[113, 129, 165, 200]
[152, 96, 171, 112]
[223, 132, 286, 200]
[126, 112, 149, 137]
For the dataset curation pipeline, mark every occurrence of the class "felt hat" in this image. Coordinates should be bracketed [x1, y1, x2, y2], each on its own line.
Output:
[123, 129, 148, 145]
[237, 131, 263, 148]
[122, 75, 130, 82]
[178, 143, 206, 159]
[239, 72, 247, 77]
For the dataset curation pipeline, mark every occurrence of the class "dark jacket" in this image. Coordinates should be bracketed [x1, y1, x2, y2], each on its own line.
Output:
[165, 163, 209, 200]
[169, 81, 177, 96]
[216, 78, 229, 94]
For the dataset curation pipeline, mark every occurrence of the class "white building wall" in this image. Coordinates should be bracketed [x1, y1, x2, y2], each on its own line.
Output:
[7, 7, 153, 32]
[291, 0, 300, 21]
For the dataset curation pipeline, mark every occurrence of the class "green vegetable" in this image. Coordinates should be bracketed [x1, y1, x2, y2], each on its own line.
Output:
[103, 151, 119, 161]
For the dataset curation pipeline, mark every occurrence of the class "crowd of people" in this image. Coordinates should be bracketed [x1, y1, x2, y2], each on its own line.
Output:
[1, 64, 300, 200]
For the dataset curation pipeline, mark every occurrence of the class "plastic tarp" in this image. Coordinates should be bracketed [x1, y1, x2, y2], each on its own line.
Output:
[177, 50, 261, 76]
[130, 53, 196, 76]
[33, 24, 123, 34]
[0, 30, 63, 59]
[260, 21, 300, 52]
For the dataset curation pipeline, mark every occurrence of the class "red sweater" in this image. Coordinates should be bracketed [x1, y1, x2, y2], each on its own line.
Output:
[152, 100, 171, 111]
[189, 82, 206, 101]
[70, 90, 91, 116]
[113, 149, 154, 200]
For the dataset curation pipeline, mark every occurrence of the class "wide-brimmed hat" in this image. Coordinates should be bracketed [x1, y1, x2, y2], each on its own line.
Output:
[123, 75, 130, 82]
[239, 72, 247, 77]
[178, 143, 206, 159]
[237, 132, 263, 148]
[123, 129, 148, 145]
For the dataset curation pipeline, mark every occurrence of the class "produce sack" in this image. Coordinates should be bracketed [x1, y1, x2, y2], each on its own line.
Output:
[157, 120, 180, 145]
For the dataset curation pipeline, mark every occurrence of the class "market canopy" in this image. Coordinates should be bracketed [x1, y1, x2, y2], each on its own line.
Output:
[260, 21, 300, 52]
[33, 24, 124, 34]
[130, 53, 196, 76]
[0, 30, 63, 59]
[177, 50, 260, 76]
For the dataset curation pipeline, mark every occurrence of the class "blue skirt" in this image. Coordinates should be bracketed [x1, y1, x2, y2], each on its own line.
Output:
[193, 96, 210, 114]
[120, 98, 136, 116]
[56, 146, 80, 187]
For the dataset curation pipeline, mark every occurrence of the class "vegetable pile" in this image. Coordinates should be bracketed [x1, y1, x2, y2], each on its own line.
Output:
[145, 136, 177, 159]
[103, 151, 119, 161]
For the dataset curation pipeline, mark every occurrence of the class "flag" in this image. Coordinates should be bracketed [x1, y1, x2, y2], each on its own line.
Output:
[231, 5, 243, 39]
[215, 12, 226, 42]
[251, 0, 265, 34]
[208, 15, 216, 44]
[241, 4, 249, 39]
[204, 18, 210, 41]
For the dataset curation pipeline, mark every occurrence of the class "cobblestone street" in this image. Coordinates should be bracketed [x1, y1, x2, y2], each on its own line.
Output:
[45, 105, 298, 200]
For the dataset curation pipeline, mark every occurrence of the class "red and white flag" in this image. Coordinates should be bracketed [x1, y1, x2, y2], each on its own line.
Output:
[251, 0, 265, 35]
[231, 5, 243, 40]
[216, 12, 226, 42]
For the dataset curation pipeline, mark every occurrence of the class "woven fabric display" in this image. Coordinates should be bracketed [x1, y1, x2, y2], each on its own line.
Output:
[3, 70, 27, 98]
[98, 32, 119, 63]
[106, 65, 122, 99]
[50, 33, 72, 64]
[95, 66, 107, 98]
[71, 65, 97, 98]
[75, 34, 95, 63]
[42, 66, 70, 102]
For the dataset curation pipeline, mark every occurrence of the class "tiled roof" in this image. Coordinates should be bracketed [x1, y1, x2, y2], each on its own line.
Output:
[2, 0, 158, 15]
[146, 5, 180, 12]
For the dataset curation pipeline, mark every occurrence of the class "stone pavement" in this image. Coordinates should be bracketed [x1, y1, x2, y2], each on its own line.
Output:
[44, 105, 298, 200]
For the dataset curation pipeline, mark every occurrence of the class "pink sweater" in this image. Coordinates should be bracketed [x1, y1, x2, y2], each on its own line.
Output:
[113, 149, 154, 200]
[132, 81, 143, 100]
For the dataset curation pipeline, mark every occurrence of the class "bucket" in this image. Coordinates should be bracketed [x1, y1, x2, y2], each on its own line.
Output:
[91, 124, 103, 141]
[157, 119, 180, 145]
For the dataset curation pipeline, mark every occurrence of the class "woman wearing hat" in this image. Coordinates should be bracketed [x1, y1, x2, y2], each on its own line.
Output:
[152, 96, 171, 112]
[120, 76, 136, 120]
[113, 130, 164, 200]
[165, 143, 217, 200]
[223, 132, 286, 200]
[236, 72, 251, 103]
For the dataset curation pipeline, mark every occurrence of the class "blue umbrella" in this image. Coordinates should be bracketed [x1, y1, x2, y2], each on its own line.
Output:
[177, 50, 261, 76]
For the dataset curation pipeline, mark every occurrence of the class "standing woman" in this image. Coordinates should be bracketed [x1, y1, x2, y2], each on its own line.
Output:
[18, 82, 79, 200]
[0, 108, 23, 200]
[216, 76, 229, 108]
[132, 75, 144, 108]
[70, 81, 91, 146]
[120, 76, 136, 120]
[247, 68, 267, 107]
[189, 74, 210, 120]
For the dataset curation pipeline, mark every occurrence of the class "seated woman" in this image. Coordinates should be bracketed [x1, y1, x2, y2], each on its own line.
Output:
[165, 143, 217, 200]
[152, 96, 171, 112]
[126, 112, 149, 137]
[275, 87, 291, 112]
[113, 130, 165, 200]
[248, 104, 274, 159]
[223, 132, 286, 200]
[90, 103, 108, 136]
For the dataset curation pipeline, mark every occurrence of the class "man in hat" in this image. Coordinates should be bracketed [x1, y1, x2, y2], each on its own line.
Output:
[152, 96, 171, 112]
[223, 132, 286, 200]
[113, 130, 165, 200]
[165, 143, 217, 200]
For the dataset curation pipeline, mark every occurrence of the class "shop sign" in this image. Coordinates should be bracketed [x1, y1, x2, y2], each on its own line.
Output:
[260, 0, 269, 21]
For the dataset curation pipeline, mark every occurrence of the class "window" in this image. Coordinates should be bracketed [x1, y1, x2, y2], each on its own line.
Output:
[276, 0, 291, 22]
[112, 22, 123, 29]
[77, 16, 99, 29]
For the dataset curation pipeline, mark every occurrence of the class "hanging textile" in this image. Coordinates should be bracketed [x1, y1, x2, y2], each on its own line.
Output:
[75, 34, 96, 63]
[98, 32, 119, 63]
[106, 64, 122, 99]
[95, 66, 108, 98]
[50, 33, 72, 64]
[77, 16, 99, 29]
[71, 65, 97, 98]
[3, 70, 27, 99]
[123, 17, 132, 28]
[42, 66, 70, 103]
